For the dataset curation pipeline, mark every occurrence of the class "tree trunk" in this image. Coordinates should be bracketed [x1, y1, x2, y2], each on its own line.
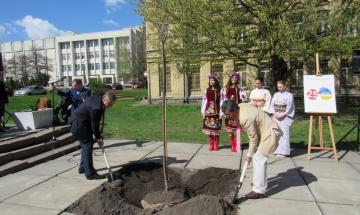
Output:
[161, 40, 169, 191]
[270, 54, 289, 91]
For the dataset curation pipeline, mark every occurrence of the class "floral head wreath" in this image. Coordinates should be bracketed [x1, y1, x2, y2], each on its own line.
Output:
[228, 71, 240, 78]
[208, 73, 219, 80]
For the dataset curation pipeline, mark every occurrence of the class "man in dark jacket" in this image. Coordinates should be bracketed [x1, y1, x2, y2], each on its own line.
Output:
[52, 79, 91, 114]
[70, 91, 117, 180]
[0, 81, 9, 132]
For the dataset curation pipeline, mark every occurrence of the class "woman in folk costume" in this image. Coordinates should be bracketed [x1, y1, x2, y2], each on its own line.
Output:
[201, 74, 222, 151]
[249, 77, 272, 113]
[270, 80, 295, 157]
[220, 71, 248, 152]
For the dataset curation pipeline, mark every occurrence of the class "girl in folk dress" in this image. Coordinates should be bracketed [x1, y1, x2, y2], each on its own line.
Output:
[220, 72, 247, 152]
[201, 74, 222, 151]
[270, 80, 295, 157]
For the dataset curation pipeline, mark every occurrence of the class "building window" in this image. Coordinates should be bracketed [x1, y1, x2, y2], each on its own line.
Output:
[88, 52, 94, 59]
[67, 65, 72, 72]
[81, 52, 85, 59]
[110, 62, 116, 69]
[103, 50, 109, 58]
[341, 60, 354, 87]
[103, 63, 110, 69]
[75, 53, 80, 60]
[61, 53, 66, 60]
[320, 60, 330, 74]
[95, 51, 99, 58]
[235, 62, 247, 87]
[88, 41, 93, 47]
[60, 43, 69, 49]
[109, 50, 115, 58]
[94, 40, 99, 46]
[67, 53, 71, 60]
[189, 65, 200, 90]
[261, 69, 270, 86]
[95, 63, 100, 70]
[102, 38, 112, 46]
[74, 41, 84, 48]
[211, 63, 223, 85]
[103, 77, 112, 84]
[81, 64, 85, 71]
[75, 64, 80, 71]
[88, 63, 94, 70]
[61, 65, 67, 72]
[159, 66, 171, 93]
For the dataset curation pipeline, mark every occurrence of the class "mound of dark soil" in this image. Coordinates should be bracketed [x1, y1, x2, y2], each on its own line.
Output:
[65, 162, 239, 215]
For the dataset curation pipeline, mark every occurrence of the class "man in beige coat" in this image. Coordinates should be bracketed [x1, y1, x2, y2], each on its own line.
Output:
[221, 100, 281, 199]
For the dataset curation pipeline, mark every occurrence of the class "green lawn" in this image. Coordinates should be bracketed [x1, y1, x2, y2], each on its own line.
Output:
[5, 89, 359, 150]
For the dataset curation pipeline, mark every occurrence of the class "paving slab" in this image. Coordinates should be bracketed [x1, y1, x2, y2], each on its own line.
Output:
[351, 163, 360, 172]
[154, 142, 203, 154]
[340, 151, 360, 163]
[141, 151, 193, 168]
[0, 202, 60, 215]
[305, 177, 360, 205]
[0, 173, 51, 201]
[319, 203, 360, 215]
[92, 148, 151, 163]
[99, 140, 161, 152]
[186, 153, 241, 170]
[266, 157, 298, 175]
[4, 176, 104, 211]
[237, 172, 315, 202]
[17, 158, 77, 177]
[236, 198, 322, 215]
[294, 160, 360, 180]
[292, 149, 341, 162]
[197, 144, 243, 156]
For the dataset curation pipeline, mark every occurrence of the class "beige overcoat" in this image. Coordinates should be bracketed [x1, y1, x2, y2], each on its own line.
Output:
[239, 103, 281, 156]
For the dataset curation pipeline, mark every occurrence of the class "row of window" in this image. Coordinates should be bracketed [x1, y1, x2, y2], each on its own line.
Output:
[61, 62, 116, 72]
[60, 39, 116, 49]
[61, 51, 115, 60]
[158, 62, 355, 93]
[63, 76, 114, 85]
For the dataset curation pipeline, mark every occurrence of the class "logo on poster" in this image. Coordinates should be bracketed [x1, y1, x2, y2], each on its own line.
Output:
[306, 89, 318, 100]
[319, 87, 332, 100]
[307, 87, 333, 101]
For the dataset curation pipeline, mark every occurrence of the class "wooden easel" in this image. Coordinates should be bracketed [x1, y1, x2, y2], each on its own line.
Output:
[307, 53, 339, 162]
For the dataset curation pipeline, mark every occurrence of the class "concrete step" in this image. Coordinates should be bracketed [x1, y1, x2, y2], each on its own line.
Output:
[0, 141, 80, 177]
[0, 133, 75, 166]
[0, 160, 29, 177]
[0, 125, 70, 153]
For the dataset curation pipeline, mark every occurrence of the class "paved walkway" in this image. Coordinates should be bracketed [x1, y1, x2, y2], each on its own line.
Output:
[0, 140, 359, 215]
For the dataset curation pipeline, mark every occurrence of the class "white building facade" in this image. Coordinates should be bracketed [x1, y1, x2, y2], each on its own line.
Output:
[1, 27, 145, 85]
[1, 38, 56, 81]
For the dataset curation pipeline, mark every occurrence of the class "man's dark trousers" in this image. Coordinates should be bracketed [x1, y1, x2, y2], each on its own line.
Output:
[78, 138, 96, 177]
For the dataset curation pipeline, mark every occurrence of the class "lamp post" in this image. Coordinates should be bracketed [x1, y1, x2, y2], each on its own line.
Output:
[159, 23, 169, 191]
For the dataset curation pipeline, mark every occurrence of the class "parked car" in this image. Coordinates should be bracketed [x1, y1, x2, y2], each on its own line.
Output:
[14, 86, 47, 96]
[111, 83, 123, 90]
[132, 81, 146, 89]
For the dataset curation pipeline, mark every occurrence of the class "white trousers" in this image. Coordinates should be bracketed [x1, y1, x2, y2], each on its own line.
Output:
[252, 150, 268, 194]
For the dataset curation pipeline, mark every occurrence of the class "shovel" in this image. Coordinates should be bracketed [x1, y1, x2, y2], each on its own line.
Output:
[100, 145, 115, 182]
[232, 160, 249, 203]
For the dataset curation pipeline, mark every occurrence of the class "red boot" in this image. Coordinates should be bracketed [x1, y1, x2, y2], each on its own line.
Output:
[208, 136, 214, 151]
[230, 135, 236, 152]
[214, 136, 219, 151]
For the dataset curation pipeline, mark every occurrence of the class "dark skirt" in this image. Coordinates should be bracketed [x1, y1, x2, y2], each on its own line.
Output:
[225, 118, 239, 133]
[202, 114, 222, 136]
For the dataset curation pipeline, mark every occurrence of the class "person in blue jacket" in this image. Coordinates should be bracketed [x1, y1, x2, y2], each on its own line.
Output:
[52, 79, 91, 114]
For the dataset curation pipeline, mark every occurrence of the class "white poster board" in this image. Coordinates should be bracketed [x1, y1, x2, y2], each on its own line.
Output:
[303, 75, 337, 114]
